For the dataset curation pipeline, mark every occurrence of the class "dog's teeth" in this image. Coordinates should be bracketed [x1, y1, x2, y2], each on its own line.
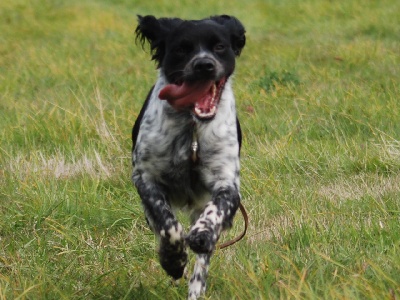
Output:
[194, 106, 216, 119]
[193, 83, 219, 119]
[212, 84, 216, 102]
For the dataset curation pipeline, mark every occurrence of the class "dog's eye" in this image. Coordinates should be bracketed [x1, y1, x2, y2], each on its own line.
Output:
[214, 44, 226, 52]
[174, 42, 193, 56]
[175, 47, 187, 55]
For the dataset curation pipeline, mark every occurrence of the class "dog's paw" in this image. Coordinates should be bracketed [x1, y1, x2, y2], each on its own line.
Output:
[185, 229, 216, 254]
[159, 239, 188, 279]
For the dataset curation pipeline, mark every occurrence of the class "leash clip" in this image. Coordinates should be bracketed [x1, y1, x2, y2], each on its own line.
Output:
[191, 138, 198, 162]
[191, 125, 199, 162]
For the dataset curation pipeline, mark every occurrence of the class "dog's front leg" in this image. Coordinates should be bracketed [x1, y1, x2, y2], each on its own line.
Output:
[134, 175, 188, 279]
[186, 187, 240, 254]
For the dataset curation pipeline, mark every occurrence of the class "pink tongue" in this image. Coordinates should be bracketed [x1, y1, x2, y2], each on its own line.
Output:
[159, 81, 214, 110]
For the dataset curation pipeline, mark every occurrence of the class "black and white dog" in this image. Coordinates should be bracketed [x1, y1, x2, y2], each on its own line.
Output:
[132, 15, 245, 299]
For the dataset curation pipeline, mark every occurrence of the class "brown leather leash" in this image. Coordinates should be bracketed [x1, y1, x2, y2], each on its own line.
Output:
[217, 202, 248, 250]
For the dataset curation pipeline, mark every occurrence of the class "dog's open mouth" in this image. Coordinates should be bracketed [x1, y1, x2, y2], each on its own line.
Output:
[159, 78, 226, 120]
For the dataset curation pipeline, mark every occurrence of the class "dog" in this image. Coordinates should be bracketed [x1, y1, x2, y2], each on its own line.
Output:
[131, 15, 246, 299]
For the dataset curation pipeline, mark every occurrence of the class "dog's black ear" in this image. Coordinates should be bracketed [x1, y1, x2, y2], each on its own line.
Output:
[210, 15, 246, 56]
[135, 15, 183, 66]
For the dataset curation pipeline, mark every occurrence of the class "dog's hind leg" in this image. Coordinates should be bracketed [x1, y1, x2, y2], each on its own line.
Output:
[134, 176, 188, 279]
[188, 253, 210, 300]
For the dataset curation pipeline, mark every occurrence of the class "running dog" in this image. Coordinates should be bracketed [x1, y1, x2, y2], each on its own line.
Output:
[132, 15, 246, 299]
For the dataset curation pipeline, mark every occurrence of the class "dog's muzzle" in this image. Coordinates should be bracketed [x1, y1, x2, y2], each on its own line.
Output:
[158, 77, 227, 120]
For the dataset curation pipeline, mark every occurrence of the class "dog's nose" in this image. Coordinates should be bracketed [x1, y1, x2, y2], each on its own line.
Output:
[193, 58, 215, 74]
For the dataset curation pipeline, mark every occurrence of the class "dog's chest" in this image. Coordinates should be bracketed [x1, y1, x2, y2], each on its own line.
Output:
[134, 113, 205, 206]
[133, 96, 194, 175]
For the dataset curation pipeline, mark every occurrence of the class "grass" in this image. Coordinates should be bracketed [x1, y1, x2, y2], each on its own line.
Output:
[1, 0, 400, 299]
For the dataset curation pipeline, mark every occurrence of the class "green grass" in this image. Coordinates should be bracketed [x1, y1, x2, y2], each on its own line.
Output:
[1, 0, 400, 299]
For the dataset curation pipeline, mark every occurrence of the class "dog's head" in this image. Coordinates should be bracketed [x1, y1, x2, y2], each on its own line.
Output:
[135, 15, 246, 120]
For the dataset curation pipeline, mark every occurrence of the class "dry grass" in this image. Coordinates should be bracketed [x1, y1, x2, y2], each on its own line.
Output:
[6, 151, 115, 179]
[319, 172, 400, 202]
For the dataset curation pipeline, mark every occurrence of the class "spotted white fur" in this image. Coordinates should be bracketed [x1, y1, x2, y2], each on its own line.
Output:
[168, 223, 184, 244]
[188, 254, 210, 300]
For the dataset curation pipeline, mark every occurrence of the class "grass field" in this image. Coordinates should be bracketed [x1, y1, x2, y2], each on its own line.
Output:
[1, 0, 400, 299]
